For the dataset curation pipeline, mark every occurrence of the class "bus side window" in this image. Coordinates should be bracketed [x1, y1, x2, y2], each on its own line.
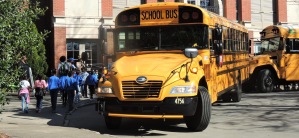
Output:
[223, 26, 227, 50]
[294, 39, 299, 50]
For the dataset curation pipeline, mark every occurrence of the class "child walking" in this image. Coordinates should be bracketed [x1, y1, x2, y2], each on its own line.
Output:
[18, 76, 31, 113]
[66, 71, 78, 111]
[59, 70, 69, 107]
[46, 69, 60, 113]
[31, 73, 48, 113]
[85, 70, 98, 101]
[73, 70, 83, 104]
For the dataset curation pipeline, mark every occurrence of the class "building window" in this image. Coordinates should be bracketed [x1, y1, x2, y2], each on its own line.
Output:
[200, 0, 210, 6]
[67, 42, 79, 60]
[236, 0, 239, 21]
[141, 0, 146, 4]
[187, 0, 196, 5]
[66, 41, 99, 65]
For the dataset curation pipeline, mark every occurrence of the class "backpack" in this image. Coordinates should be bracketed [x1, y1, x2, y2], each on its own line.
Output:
[59, 62, 67, 77]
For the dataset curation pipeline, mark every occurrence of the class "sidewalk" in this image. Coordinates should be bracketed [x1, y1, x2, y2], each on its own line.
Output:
[0, 94, 109, 138]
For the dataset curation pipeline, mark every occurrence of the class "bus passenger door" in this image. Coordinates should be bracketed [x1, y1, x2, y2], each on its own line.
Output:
[285, 39, 299, 81]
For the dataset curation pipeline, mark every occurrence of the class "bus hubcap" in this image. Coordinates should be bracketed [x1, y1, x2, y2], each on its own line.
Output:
[265, 76, 272, 86]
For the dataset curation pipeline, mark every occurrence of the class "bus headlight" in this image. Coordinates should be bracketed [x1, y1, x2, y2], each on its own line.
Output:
[170, 86, 197, 94]
[98, 86, 114, 94]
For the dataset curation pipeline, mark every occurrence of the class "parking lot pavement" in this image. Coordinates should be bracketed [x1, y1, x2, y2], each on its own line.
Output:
[68, 91, 299, 138]
[0, 95, 109, 138]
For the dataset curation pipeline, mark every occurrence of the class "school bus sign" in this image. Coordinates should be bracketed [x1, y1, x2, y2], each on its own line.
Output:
[140, 8, 178, 24]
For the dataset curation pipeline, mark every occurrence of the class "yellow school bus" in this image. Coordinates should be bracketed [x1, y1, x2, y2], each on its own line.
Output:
[96, 2, 250, 131]
[244, 25, 299, 92]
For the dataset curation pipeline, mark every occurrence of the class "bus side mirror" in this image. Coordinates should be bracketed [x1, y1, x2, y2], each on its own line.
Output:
[101, 27, 107, 40]
[184, 48, 198, 58]
[102, 42, 108, 55]
[215, 41, 223, 55]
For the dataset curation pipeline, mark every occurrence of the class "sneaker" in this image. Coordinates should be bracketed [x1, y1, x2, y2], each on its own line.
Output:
[25, 110, 29, 113]
[35, 109, 38, 113]
[74, 101, 78, 104]
[52, 110, 57, 113]
[89, 98, 94, 101]
[38, 111, 42, 113]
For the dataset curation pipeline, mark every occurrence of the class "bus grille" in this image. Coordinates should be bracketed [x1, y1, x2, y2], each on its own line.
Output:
[122, 81, 163, 98]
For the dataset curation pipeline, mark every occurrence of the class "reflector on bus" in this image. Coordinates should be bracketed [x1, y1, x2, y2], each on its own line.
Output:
[118, 8, 140, 26]
[179, 6, 203, 23]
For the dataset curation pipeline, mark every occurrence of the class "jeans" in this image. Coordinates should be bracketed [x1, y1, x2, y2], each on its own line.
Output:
[36, 96, 43, 111]
[50, 89, 59, 111]
[82, 84, 87, 97]
[62, 90, 68, 106]
[20, 94, 28, 113]
[67, 90, 75, 110]
[89, 85, 95, 99]
[74, 85, 81, 102]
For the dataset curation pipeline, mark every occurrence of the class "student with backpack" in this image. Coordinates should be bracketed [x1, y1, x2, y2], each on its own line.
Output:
[81, 68, 89, 98]
[18, 75, 31, 113]
[66, 71, 79, 111]
[59, 70, 69, 107]
[85, 70, 98, 101]
[73, 70, 83, 103]
[31, 73, 48, 113]
[46, 69, 60, 113]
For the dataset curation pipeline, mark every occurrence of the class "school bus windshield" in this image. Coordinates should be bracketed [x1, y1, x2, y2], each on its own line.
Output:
[261, 37, 283, 52]
[115, 25, 209, 52]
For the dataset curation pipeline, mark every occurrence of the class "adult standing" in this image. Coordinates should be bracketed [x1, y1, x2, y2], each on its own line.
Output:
[57, 56, 70, 78]
[68, 58, 76, 71]
[18, 55, 30, 79]
[31, 73, 48, 113]
[81, 68, 89, 98]
[76, 58, 85, 71]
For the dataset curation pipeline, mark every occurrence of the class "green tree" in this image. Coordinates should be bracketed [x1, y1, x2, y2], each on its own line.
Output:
[26, 24, 48, 81]
[0, 0, 49, 114]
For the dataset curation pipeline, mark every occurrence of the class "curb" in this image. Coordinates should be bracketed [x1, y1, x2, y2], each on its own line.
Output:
[63, 100, 95, 127]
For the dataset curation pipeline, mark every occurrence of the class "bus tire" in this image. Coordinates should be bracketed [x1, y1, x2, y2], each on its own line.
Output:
[104, 116, 122, 129]
[231, 71, 242, 102]
[184, 86, 211, 131]
[257, 69, 274, 93]
[221, 93, 231, 102]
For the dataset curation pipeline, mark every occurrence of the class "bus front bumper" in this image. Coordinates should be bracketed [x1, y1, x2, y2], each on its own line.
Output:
[96, 97, 198, 118]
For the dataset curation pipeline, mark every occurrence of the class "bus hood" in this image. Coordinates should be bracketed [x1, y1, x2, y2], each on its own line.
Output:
[113, 53, 190, 78]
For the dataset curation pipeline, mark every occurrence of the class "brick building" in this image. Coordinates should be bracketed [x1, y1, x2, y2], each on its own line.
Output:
[35, 0, 298, 73]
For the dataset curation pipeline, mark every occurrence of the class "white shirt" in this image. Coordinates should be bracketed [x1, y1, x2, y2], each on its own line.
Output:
[20, 80, 30, 89]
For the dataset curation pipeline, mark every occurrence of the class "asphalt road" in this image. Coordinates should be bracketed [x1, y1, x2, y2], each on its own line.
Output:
[68, 91, 299, 138]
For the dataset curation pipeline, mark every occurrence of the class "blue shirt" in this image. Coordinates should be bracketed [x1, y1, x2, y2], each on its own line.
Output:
[85, 75, 98, 85]
[66, 77, 78, 91]
[73, 75, 83, 86]
[73, 74, 77, 78]
[58, 76, 69, 91]
[46, 76, 59, 91]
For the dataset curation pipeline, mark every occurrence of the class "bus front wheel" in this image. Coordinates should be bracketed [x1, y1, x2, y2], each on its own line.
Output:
[257, 69, 274, 93]
[184, 86, 211, 131]
[104, 116, 122, 129]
